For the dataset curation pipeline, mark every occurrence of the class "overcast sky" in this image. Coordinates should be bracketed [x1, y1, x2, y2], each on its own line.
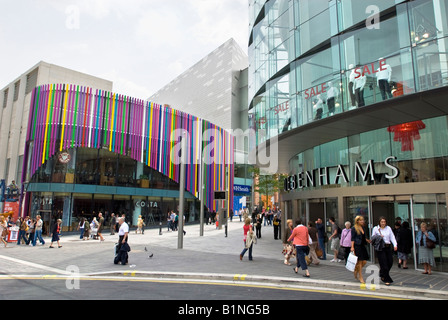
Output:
[0, 0, 249, 99]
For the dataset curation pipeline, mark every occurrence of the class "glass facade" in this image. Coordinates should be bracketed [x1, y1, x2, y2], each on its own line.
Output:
[32, 148, 180, 190]
[27, 148, 202, 229]
[249, 0, 448, 144]
[253, 1, 448, 273]
[288, 115, 448, 187]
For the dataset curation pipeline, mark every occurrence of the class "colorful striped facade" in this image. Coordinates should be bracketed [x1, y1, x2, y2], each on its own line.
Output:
[23, 84, 234, 211]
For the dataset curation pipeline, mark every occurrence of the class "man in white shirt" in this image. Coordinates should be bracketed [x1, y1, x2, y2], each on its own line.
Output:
[33, 215, 46, 246]
[118, 217, 129, 245]
[115, 217, 130, 265]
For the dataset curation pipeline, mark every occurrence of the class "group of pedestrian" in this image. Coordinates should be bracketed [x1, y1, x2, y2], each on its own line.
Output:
[251, 207, 282, 240]
[167, 211, 178, 232]
[166, 211, 187, 235]
[11, 215, 47, 247]
[241, 212, 439, 284]
[77, 212, 107, 241]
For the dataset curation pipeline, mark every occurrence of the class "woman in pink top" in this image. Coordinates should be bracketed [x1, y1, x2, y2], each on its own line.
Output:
[240, 218, 254, 261]
[340, 221, 352, 264]
[288, 219, 310, 277]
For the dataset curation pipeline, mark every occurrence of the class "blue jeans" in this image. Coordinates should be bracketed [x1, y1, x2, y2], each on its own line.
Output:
[295, 246, 308, 271]
[318, 237, 326, 260]
[79, 228, 85, 239]
[240, 242, 253, 260]
[34, 230, 45, 246]
[17, 230, 27, 245]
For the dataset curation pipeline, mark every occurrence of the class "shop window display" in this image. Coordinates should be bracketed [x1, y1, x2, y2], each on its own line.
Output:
[250, 0, 448, 148]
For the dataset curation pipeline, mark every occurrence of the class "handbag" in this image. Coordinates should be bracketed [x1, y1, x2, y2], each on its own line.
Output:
[315, 247, 323, 258]
[425, 236, 436, 249]
[420, 232, 436, 249]
[337, 246, 346, 260]
[346, 253, 358, 272]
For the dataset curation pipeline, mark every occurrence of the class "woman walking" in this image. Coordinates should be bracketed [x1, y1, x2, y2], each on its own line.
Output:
[282, 219, 295, 266]
[416, 222, 437, 275]
[273, 216, 280, 240]
[351, 216, 370, 284]
[50, 219, 62, 248]
[396, 221, 413, 269]
[288, 219, 311, 278]
[340, 221, 352, 264]
[17, 217, 28, 246]
[255, 214, 262, 239]
[78, 218, 86, 240]
[307, 221, 320, 266]
[240, 218, 255, 261]
[137, 215, 144, 234]
[372, 217, 397, 286]
[0, 216, 8, 247]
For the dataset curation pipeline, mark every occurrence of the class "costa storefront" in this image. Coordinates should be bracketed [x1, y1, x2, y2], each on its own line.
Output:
[20, 84, 234, 230]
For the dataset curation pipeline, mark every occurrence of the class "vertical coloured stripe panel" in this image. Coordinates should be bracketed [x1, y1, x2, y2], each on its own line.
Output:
[25, 84, 234, 211]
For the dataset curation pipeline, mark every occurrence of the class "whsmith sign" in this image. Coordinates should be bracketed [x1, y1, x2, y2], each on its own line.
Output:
[284, 156, 400, 191]
[234, 185, 252, 194]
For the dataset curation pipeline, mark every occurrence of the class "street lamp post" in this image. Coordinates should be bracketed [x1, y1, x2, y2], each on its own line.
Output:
[200, 154, 205, 237]
[178, 132, 187, 249]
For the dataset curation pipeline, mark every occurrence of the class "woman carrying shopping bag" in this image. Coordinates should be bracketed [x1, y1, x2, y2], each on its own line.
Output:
[350, 216, 371, 284]
[240, 218, 255, 261]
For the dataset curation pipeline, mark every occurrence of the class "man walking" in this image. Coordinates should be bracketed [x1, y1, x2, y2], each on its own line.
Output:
[316, 218, 326, 260]
[33, 215, 45, 246]
[329, 217, 341, 262]
[110, 213, 116, 235]
[97, 212, 105, 242]
[115, 217, 130, 265]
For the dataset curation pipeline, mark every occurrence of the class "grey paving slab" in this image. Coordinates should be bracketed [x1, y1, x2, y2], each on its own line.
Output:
[0, 220, 447, 299]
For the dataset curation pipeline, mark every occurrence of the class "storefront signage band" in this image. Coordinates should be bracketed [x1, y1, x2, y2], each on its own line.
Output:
[284, 156, 400, 191]
[135, 201, 159, 208]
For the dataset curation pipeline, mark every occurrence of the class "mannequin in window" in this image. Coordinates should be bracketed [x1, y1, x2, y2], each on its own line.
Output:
[313, 95, 324, 120]
[326, 82, 339, 116]
[282, 118, 291, 133]
[377, 59, 393, 100]
[348, 64, 357, 109]
[353, 69, 366, 108]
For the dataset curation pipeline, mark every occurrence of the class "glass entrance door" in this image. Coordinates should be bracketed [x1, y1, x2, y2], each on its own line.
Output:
[371, 196, 413, 266]
[412, 194, 448, 272]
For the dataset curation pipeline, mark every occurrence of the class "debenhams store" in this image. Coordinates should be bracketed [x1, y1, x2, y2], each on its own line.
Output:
[249, 0, 448, 272]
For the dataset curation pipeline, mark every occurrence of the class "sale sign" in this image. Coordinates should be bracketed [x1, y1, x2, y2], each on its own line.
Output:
[4, 202, 20, 221]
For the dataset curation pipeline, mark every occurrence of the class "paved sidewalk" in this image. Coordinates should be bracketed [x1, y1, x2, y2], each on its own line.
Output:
[1, 220, 447, 299]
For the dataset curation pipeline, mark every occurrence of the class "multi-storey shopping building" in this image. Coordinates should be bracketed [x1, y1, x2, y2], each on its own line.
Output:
[0, 62, 234, 231]
[249, 0, 448, 272]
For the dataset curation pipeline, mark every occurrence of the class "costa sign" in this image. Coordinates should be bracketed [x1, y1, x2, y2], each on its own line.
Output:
[135, 201, 158, 208]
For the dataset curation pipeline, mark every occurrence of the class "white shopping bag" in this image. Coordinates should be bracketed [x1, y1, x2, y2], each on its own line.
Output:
[345, 252, 358, 272]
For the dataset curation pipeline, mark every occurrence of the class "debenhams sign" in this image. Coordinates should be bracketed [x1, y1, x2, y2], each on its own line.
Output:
[284, 156, 400, 191]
